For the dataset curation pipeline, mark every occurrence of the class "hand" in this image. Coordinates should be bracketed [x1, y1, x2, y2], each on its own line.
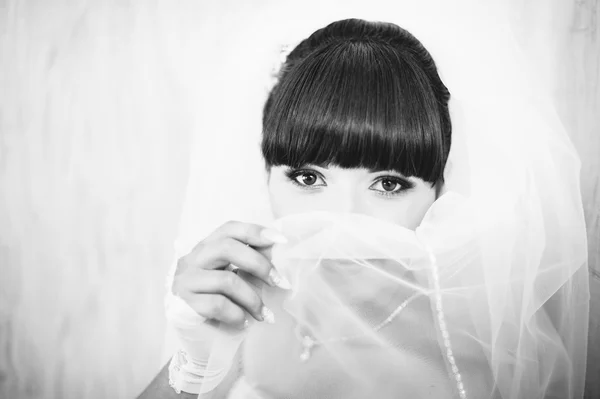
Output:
[171, 221, 290, 328]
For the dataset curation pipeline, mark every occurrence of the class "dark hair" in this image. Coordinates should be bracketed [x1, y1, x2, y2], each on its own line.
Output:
[261, 18, 451, 184]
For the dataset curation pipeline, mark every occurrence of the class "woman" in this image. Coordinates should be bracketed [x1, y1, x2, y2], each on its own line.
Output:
[139, 17, 589, 399]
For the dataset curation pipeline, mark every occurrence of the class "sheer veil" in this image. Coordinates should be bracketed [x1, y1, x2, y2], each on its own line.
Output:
[163, 1, 590, 398]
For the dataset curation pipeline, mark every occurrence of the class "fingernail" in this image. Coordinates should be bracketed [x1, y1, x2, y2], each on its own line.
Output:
[261, 306, 275, 324]
[268, 268, 292, 290]
[260, 228, 288, 244]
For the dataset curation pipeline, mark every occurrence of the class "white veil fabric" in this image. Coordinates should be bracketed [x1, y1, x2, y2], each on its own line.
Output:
[163, 2, 590, 398]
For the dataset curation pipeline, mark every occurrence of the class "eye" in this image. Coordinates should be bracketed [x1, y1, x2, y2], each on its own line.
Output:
[369, 176, 410, 196]
[285, 169, 326, 188]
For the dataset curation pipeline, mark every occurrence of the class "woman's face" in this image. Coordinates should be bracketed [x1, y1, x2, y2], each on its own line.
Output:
[267, 164, 437, 230]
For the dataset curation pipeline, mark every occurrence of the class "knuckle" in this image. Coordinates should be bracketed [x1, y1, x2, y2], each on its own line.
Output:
[193, 240, 207, 252]
[222, 220, 238, 231]
[218, 238, 235, 255]
[171, 277, 184, 296]
[206, 240, 229, 264]
[240, 223, 254, 243]
[175, 255, 189, 276]
[222, 271, 238, 291]
[231, 308, 246, 324]
[208, 295, 227, 316]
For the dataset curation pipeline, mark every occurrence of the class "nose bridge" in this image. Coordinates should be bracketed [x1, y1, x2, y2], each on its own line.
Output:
[331, 181, 364, 214]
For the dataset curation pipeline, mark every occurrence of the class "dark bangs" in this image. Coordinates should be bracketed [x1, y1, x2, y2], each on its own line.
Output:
[261, 37, 449, 184]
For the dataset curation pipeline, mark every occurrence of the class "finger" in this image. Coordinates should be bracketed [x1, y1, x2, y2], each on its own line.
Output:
[187, 294, 247, 326]
[254, 245, 274, 262]
[195, 238, 276, 286]
[179, 269, 264, 321]
[238, 270, 264, 292]
[208, 221, 287, 247]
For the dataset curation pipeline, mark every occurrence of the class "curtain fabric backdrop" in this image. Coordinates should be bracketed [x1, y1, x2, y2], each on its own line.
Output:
[0, 1, 598, 398]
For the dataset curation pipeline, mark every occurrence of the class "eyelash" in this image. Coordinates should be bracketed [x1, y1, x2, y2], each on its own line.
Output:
[371, 176, 413, 197]
[284, 168, 414, 198]
[285, 168, 326, 189]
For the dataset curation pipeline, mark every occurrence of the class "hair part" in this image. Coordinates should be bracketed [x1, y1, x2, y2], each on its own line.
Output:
[261, 18, 451, 184]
